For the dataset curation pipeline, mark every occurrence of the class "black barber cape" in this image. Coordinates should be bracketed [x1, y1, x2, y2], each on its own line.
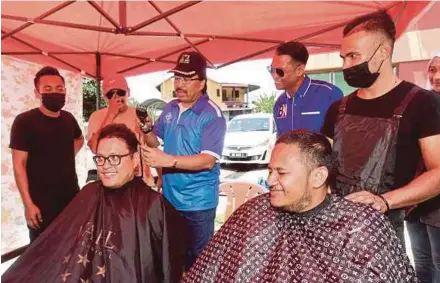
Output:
[2, 177, 187, 283]
[182, 194, 418, 283]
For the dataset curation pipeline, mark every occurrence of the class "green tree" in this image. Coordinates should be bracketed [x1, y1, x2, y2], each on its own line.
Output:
[127, 97, 139, 107]
[252, 92, 276, 113]
[82, 78, 106, 122]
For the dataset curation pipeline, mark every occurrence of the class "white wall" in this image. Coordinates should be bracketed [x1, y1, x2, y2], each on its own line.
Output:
[1, 55, 86, 253]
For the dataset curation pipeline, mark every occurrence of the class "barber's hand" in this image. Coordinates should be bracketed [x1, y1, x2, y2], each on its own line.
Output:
[25, 203, 42, 229]
[345, 191, 388, 213]
[138, 116, 154, 134]
[107, 94, 124, 118]
[141, 146, 174, 168]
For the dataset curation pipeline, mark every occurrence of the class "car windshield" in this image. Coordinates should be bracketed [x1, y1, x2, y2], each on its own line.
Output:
[227, 118, 270, 132]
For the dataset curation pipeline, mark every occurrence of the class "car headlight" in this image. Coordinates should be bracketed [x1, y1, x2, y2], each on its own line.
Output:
[254, 139, 270, 147]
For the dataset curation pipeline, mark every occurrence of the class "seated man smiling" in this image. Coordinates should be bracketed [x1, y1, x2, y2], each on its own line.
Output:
[2, 124, 187, 283]
[182, 130, 417, 283]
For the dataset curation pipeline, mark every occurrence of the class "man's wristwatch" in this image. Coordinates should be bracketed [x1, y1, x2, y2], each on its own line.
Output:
[171, 159, 178, 169]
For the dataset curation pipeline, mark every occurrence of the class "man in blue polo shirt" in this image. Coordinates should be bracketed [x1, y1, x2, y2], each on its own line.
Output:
[270, 41, 343, 136]
[141, 51, 226, 270]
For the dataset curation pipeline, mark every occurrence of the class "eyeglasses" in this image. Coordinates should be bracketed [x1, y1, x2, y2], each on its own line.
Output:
[93, 153, 132, 166]
[174, 76, 202, 84]
[267, 66, 285, 78]
[106, 89, 127, 99]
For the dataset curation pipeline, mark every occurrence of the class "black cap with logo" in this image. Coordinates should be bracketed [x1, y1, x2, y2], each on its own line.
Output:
[169, 51, 207, 79]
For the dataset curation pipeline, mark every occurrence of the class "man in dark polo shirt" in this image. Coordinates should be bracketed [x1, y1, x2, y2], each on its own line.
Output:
[9, 66, 84, 242]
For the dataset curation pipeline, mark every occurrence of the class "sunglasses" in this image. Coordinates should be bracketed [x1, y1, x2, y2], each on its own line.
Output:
[106, 89, 127, 99]
[267, 66, 285, 78]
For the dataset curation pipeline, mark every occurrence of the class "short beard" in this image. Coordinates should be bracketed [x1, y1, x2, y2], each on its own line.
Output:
[281, 181, 312, 213]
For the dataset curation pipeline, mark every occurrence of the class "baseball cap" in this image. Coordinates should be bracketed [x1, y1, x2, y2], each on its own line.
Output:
[103, 74, 129, 96]
[169, 51, 207, 79]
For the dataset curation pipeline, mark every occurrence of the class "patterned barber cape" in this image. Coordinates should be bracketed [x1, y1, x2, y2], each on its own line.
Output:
[182, 194, 418, 283]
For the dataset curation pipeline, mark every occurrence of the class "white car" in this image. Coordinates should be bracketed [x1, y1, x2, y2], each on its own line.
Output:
[221, 113, 277, 164]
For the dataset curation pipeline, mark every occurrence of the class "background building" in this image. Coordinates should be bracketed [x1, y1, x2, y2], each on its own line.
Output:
[157, 77, 260, 121]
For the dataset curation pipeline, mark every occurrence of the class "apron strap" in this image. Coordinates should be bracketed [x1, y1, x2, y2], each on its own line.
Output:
[337, 95, 351, 116]
[393, 85, 418, 118]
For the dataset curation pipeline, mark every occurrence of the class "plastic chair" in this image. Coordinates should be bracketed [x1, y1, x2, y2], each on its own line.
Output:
[219, 181, 267, 221]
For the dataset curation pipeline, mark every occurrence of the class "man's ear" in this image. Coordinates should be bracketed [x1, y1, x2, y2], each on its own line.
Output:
[296, 64, 306, 76]
[380, 43, 392, 60]
[34, 89, 41, 100]
[199, 80, 206, 92]
[133, 152, 140, 170]
[310, 166, 328, 189]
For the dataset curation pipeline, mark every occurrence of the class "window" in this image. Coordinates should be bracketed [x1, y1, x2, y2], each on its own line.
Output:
[308, 73, 331, 82]
[227, 118, 270, 133]
[222, 89, 227, 101]
[234, 90, 239, 98]
[307, 71, 356, 97]
[217, 89, 220, 97]
[334, 71, 356, 96]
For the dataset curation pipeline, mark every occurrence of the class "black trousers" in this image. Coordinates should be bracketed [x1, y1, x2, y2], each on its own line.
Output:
[28, 190, 78, 242]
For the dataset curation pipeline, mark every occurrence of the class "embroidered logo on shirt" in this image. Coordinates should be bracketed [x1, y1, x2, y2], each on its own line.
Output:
[277, 104, 288, 119]
[165, 112, 173, 121]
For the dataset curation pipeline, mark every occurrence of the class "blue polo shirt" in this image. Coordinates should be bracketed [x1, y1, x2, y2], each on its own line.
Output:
[153, 93, 226, 211]
[273, 75, 343, 137]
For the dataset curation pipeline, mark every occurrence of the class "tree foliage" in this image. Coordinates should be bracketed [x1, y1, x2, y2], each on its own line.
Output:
[252, 92, 276, 114]
[82, 78, 106, 122]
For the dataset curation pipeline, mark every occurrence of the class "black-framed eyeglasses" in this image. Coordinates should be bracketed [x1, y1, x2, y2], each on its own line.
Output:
[267, 66, 285, 78]
[93, 153, 132, 166]
[106, 89, 127, 99]
[174, 76, 202, 84]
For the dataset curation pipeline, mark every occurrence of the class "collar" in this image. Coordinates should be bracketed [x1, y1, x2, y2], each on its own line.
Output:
[170, 92, 209, 114]
[284, 75, 311, 99]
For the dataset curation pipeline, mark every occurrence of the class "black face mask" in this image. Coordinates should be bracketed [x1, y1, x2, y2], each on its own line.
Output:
[343, 44, 384, 88]
[41, 93, 66, 112]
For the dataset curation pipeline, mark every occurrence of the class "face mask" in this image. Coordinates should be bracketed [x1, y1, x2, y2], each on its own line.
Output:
[343, 44, 384, 88]
[41, 93, 66, 112]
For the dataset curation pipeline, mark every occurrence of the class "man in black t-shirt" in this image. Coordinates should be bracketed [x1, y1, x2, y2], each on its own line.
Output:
[320, 11, 440, 245]
[9, 66, 84, 242]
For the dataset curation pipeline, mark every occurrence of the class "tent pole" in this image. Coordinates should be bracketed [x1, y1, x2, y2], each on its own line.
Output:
[96, 52, 102, 110]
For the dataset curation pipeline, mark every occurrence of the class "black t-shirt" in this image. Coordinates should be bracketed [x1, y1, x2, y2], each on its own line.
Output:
[9, 108, 82, 199]
[321, 81, 440, 190]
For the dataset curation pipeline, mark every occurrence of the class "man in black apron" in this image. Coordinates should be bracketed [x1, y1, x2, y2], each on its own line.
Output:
[321, 11, 440, 246]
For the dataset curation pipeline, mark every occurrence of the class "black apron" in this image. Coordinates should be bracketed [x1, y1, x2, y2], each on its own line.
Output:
[333, 87, 418, 244]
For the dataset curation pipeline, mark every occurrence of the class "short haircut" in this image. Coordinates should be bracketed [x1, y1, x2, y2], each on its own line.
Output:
[202, 80, 208, 93]
[276, 41, 309, 65]
[276, 130, 337, 188]
[97, 124, 139, 153]
[34, 66, 65, 89]
[343, 11, 396, 46]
